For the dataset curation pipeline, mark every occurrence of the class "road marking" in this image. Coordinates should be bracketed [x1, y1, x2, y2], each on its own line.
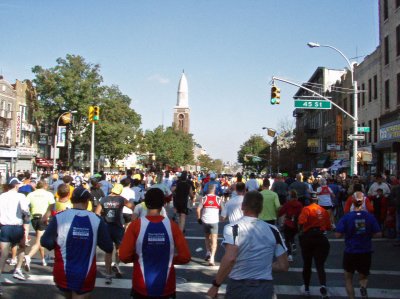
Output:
[184, 235, 389, 242]
[2, 275, 400, 298]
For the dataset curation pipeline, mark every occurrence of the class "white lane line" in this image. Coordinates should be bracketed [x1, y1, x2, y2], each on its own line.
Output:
[2, 274, 400, 298]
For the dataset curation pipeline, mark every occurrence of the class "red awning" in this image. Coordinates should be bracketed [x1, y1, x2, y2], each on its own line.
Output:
[35, 158, 53, 168]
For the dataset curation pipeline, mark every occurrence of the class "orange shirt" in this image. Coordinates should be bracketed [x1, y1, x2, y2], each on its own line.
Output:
[298, 203, 331, 232]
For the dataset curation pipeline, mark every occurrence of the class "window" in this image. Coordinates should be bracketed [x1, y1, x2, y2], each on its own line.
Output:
[397, 25, 400, 57]
[20, 105, 27, 121]
[384, 36, 389, 65]
[361, 83, 365, 106]
[398, 73, 400, 105]
[368, 79, 372, 102]
[384, 0, 389, 20]
[368, 120, 372, 143]
[374, 75, 378, 99]
[385, 79, 390, 109]
[374, 118, 378, 143]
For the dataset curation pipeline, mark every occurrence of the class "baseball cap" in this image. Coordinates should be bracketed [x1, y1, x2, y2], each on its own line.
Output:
[8, 177, 22, 185]
[111, 183, 123, 195]
[71, 185, 93, 203]
[145, 188, 165, 209]
[210, 173, 216, 179]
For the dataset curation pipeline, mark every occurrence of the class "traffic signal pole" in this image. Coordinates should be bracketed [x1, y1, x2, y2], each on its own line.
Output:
[90, 121, 95, 175]
[272, 76, 358, 175]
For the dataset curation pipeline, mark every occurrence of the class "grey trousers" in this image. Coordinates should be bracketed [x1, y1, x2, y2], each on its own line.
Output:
[225, 278, 274, 299]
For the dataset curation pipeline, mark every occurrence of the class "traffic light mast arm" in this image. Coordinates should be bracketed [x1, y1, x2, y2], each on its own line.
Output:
[272, 76, 356, 121]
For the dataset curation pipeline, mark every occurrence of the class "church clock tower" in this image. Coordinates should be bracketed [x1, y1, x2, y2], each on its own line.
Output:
[173, 71, 190, 134]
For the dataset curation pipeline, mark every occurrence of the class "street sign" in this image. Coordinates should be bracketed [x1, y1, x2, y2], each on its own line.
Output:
[357, 127, 370, 133]
[294, 100, 331, 109]
[347, 134, 365, 141]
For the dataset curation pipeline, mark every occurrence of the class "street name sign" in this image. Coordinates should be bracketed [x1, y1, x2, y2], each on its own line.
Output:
[347, 134, 365, 141]
[357, 127, 370, 133]
[294, 100, 331, 109]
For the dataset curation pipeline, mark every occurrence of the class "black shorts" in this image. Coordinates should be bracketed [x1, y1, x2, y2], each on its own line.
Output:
[174, 200, 188, 215]
[343, 252, 372, 275]
[31, 217, 48, 231]
[0, 225, 24, 245]
[123, 213, 132, 224]
[107, 223, 124, 246]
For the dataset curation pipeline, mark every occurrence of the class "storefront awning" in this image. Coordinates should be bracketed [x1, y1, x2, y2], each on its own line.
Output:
[35, 158, 53, 168]
[329, 159, 344, 171]
[316, 154, 330, 168]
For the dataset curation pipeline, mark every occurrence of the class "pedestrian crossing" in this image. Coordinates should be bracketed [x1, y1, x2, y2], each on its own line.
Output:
[4, 257, 399, 298]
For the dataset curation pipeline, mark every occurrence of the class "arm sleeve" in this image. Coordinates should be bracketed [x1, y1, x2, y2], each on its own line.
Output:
[222, 224, 235, 245]
[40, 216, 58, 250]
[274, 194, 281, 211]
[171, 221, 191, 264]
[97, 218, 113, 253]
[366, 198, 374, 213]
[119, 219, 139, 263]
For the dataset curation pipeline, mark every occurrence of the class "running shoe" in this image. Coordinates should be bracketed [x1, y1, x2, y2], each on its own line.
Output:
[360, 287, 368, 299]
[320, 286, 329, 299]
[24, 256, 31, 272]
[105, 275, 112, 285]
[42, 258, 47, 267]
[288, 255, 293, 262]
[7, 258, 17, 266]
[13, 269, 26, 281]
[301, 285, 310, 298]
[204, 252, 211, 261]
[208, 260, 215, 266]
[112, 263, 122, 278]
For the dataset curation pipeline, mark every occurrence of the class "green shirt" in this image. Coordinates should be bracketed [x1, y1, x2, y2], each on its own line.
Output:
[27, 189, 55, 216]
[258, 189, 281, 221]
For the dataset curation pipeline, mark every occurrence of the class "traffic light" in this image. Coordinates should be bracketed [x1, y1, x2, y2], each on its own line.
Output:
[88, 106, 100, 123]
[271, 86, 281, 105]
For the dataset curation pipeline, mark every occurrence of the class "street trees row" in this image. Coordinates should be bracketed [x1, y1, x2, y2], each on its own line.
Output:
[30, 54, 194, 169]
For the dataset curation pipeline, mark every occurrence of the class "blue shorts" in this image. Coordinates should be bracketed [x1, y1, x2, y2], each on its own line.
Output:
[107, 223, 124, 246]
[0, 225, 24, 245]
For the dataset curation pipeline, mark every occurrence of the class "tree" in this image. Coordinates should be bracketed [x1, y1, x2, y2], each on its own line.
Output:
[94, 85, 141, 168]
[237, 135, 270, 173]
[32, 54, 103, 167]
[143, 126, 194, 168]
[197, 154, 213, 172]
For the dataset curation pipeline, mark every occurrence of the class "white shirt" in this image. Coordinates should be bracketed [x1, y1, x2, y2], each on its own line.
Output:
[133, 202, 167, 218]
[223, 216, 286, 280]
[121, 187, 135, 214]
[368, 182, 391, 196]
[199, 196, 222, 224]
[221, 194, 244, 223]
[245, 179, 259, 192]
[0, 190, 29, 225]
[131, 186, 144, 203]
[316, 186, 333, 207]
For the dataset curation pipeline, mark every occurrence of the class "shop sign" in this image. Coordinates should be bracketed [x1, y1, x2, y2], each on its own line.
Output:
[336, 115, 343, 144]
[380, 121, 400, 141]
[39, 134, 48, 145]
[0, 149, 17, 158]
[307, 138, 319, 147]
[16, 112, 21, 143]
[336, 151, 349, 160]
[327, 143, 341, 151]
[17, 146, 37, 157]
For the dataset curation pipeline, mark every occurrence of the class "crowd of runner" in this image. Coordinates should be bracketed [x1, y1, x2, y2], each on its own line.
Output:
[0, 168, 398, 298]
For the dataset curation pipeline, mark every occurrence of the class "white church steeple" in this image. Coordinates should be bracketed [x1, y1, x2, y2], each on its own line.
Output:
[176, 70, 188, 107]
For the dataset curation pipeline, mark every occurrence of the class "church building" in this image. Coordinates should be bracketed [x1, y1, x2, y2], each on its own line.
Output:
[173, 71, 190, 134]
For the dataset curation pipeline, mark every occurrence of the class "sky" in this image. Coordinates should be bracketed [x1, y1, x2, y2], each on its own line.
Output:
[0, 0, 379, 163]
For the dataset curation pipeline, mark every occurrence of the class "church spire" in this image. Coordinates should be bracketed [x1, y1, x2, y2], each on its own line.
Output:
[176, 71, 188, 107]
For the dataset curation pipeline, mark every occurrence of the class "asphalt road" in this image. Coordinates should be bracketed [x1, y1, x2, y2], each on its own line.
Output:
[1, 205, 400, 299]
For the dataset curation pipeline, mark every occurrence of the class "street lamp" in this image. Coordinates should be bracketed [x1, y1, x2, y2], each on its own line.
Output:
[307, 42, 358, 175]
[53, 111, 77, 170]
[262, 127, 276, 174]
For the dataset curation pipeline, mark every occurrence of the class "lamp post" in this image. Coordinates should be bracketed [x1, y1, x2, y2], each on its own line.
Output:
[262, 127, 276, 174]
[53, 111, 77, 170]
[307, 42, 358, 175]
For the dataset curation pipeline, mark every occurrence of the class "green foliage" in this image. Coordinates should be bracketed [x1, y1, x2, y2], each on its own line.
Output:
[95, 85, 141, 166]
[32, 54, 142, 167]
[143, 126, 194, 167]
[237, 135, 270, 173]
[197, 154, 224, 173]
